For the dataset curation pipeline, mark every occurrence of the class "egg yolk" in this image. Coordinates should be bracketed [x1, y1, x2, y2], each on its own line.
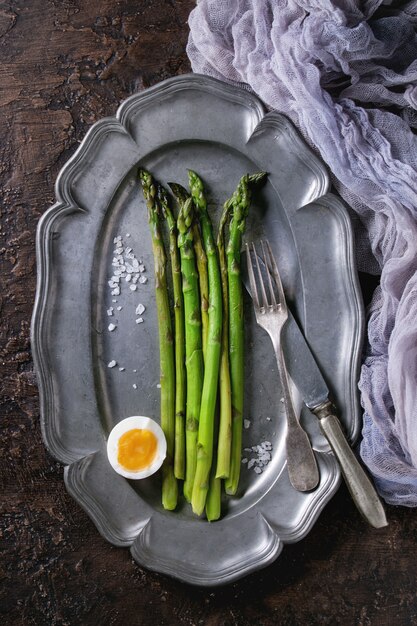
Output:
[117, 428, 158, 471]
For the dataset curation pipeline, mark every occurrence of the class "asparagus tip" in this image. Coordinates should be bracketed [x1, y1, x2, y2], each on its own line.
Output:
[168, 181, 189, 205]
[248, 171, 268, 186]
[138, 167, 150, 181]
[157, 183, 171, 220]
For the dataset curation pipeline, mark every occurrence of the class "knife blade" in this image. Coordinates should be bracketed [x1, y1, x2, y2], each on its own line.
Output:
[243, 257, 388, 528]
[281, 313, 330, 411]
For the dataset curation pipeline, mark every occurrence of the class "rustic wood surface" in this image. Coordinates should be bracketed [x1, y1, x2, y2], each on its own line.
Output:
[1, 2, 416, 624]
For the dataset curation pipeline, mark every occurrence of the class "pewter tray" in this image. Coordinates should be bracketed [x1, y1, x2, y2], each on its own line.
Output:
[31, 74, 364, 586]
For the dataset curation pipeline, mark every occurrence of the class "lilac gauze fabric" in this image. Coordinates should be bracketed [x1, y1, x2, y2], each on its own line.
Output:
[187, 0, 417, 506]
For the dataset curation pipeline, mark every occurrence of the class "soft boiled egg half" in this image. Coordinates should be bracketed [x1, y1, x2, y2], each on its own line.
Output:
[107, 416, 167, 479]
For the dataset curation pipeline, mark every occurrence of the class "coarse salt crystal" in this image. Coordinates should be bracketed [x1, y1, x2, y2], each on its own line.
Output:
[156, 384, 161, 388]
[241, 458, 248, 464]
[130, 284, 137, 291]
[125, 233, 130, 237]
[108, 323, 116, 332]
[138, 264, 145, 273]
[259, 453, 271, 462]
[133, 384, 137, 389]
[125, 274, 132, 282]
[119, 367, 125, 372]
[136, 317, 144, 324]
[136, 303, 145, 315]
[108, 360, 117, 368]
[244, 440, 274, 473]
[139, 275, 147, 284]
[244, 419, 251, 429]
[117, 306, 122, 311]
[107, 308, 113, 316]
[111, 288, 120, 296]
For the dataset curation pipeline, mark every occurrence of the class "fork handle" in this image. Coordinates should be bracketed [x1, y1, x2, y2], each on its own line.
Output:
[273, 337, 319, 492]
[313, 401, 388, 528]
[273, 337, 302, 432]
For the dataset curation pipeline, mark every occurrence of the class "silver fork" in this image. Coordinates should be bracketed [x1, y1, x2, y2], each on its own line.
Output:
[246, 240, 319, 492]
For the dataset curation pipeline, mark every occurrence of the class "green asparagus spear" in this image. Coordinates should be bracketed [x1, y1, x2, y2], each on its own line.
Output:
[169, 182, 209, 361]
[188, 170, 223, 516]
[205, 390, 222, 521]
[139, 169, 177, 510]
[215, 198, 233, 479]
[225, 172, 267, 495]
[177, 196, 204, 502]
[192, 222, 209, 362]
[158, 185, 186, 481]
[206, 199, 234, 519]
[205, 453, 222, 521]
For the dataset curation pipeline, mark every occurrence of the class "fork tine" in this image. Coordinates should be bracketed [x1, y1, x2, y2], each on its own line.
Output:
[264, 240, 286, 309]
[253, 242, 269, 308]
[261, 240, 277, 308]
[245, 243, 260, 309]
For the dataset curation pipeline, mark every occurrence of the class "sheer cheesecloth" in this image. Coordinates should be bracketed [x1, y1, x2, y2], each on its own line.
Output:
[187, 0, 417, 505]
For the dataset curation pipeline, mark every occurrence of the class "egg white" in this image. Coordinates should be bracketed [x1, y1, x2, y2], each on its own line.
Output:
[107, 415, 167, 479]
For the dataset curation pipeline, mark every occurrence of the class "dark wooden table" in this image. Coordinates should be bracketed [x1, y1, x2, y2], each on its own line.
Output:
[1, 2, 416, 624]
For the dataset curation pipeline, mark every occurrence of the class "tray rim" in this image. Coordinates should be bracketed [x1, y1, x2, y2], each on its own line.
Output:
[31, 73, 364, 586]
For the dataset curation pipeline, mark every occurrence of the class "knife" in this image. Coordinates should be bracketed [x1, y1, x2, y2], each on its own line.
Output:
[283, 312, 387, 527]
[243, 261, 388, 528]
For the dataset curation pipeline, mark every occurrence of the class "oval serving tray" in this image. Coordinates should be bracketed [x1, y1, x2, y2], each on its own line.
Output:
[31, 74, 363, 586]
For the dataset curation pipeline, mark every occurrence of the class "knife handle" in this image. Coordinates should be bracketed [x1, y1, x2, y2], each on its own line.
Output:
[313, 401, 388, 529]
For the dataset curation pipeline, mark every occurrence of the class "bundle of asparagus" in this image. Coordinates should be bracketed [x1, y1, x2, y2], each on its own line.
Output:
[139, 168, 267, 520]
